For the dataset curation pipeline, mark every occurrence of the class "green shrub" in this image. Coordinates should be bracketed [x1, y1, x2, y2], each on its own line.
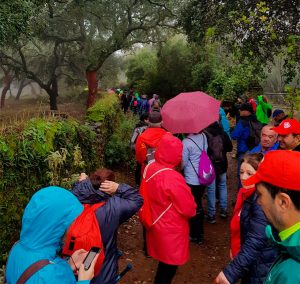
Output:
[105, 113, 137, 170]
[0, 118, 99, 264]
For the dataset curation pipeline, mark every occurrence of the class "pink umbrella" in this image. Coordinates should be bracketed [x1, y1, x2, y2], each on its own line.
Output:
[161, 91, 221, 134]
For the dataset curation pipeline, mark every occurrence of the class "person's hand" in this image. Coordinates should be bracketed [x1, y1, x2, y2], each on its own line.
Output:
[78, 253, 99, 281]
[68, 249, 88, 274]
[214, 271, 230, 284]
[100, 180, 119, 195]
[79, 173, 88, 182]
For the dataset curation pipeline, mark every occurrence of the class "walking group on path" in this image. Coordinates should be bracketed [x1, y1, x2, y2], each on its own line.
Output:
[4, 90, 300, 284]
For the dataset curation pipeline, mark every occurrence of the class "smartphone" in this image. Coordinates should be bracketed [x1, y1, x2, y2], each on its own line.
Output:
[83, 247, 100, 271]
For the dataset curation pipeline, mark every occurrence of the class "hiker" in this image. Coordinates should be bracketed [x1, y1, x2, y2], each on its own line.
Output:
[130, 92, 140, 114]
[138, 94, 150, 116]
[5, 186, 98, 283]
[272, 118, 300, 151]
[130, 113, 149, 187]
[255, 95, 272, 125]
[71, 168, 143, 284]
[214, 153, 278, 284]
[149, 94, 161, 113]
[272, 109, 288, 126]
[205, 121, 233, 220]
[143, 133, 196, 284]
[219, 107, 231, 138]
[231, 103, 262, 189]
[244, 150, 300, 283]
[182, 131, 209, 235]
[135, 112, 167, 176]
[249, 124, 279, 154]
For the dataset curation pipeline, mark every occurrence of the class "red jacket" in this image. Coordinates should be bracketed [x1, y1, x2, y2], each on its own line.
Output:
[144, 133, 196, 265]
[135, 127, 167, 172]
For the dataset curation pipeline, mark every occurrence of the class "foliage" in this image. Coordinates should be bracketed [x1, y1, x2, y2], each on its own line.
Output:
[126, 47, 158, 94]
[105, 113, 137, 170]
[86, 93, 119, 123]
[0, 0, 43, 46]
[284, 86, 300, 118]
[0, 117, 99, 264]
[180, 0, 300, 83]
[0, 0, 179, 109]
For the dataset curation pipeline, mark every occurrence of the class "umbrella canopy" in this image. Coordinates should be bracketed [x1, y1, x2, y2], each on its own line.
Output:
[161, 91, 221, 134]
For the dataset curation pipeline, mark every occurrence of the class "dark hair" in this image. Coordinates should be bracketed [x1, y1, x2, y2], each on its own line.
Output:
[140, 112, 149, 122]
[260, 182, 300, 211]
[241, 152, 264, 171]
[90, 168, 115, 190]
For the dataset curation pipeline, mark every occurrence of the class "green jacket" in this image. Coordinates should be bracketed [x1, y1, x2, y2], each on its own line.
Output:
[265, 225, 300, 284]
[256, 95, 272, 125]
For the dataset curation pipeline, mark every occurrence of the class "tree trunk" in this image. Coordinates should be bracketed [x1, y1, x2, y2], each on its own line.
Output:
[15, 79, 26, 100]
[1, 73, 13, 108]
[86, 70, 98, 108]
[47, 88, 58, 110]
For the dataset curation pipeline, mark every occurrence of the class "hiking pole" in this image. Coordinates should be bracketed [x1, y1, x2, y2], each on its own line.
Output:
[115, 264, 132, 283]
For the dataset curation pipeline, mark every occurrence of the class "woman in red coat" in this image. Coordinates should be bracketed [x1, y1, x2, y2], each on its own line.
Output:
[144, 133, 196, 284]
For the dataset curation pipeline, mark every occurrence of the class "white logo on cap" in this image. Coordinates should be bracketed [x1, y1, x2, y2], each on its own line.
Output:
[284, 122, 291, 128]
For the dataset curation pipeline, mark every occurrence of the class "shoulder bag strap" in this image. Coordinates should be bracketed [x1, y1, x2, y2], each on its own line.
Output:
[143, 166, 174, 225]
[16, 260, 50, 284]
[187, 136, 203, 178]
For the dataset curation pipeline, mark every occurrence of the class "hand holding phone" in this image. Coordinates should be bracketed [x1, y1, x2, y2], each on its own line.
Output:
[78, 247, 100, 281]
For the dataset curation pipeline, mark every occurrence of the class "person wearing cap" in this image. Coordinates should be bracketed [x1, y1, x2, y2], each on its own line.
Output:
[272, 118, 300, 151]
[272, 109, 288, 126]
[244, 150, 300, 283]
[249, 124, 279, 155]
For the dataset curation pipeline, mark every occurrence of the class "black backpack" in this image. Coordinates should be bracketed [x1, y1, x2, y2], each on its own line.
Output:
[204, 132, 225, 162]
[246, 121, 263, 149]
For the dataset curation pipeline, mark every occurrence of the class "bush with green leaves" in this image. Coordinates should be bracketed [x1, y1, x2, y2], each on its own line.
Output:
[0, 117, 98, 264]
[105, 113, 138, 170]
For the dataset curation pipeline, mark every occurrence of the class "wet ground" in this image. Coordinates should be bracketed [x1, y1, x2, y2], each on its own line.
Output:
[117, 154, 238, 284]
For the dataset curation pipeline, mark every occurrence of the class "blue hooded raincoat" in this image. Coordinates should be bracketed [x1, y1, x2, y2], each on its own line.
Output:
[5, 186, 86, 284]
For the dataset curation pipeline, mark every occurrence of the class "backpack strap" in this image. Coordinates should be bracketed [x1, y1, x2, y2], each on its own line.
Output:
[16, 260, 50, 284]
[187, 135, 205, 178]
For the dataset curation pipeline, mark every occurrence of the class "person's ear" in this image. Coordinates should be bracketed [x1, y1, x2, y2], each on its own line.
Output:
[275, 192, 291, 212]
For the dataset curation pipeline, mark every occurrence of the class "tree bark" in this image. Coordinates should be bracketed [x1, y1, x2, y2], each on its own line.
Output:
[15, 79, 27, 100]
[48, 88, 58, 110]
[86, 70, 98, 108]
[1, 73, 13, 108]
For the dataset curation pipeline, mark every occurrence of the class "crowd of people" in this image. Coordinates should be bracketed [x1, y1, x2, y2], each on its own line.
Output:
[4, 90, 300, 284]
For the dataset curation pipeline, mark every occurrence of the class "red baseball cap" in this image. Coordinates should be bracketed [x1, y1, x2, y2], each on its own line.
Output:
[272, 118, 300, 135]
[244, 150, 300, 190]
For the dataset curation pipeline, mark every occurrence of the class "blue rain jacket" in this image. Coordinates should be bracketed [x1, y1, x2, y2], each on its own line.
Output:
[5, 186, 87, 284]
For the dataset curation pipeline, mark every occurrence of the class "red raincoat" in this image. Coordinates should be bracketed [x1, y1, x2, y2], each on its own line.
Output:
[135, 127, 167, 173]
[144, 133, 196, 265]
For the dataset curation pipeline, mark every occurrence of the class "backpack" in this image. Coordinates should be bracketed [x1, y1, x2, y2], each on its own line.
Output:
[204, 131, 225, 162]
[138, 165, 173, 229]
[130, 126, 147, 151]
[188, 136, 215, 186]
[62, 203, 105, 276]
[246, 121, 263, 149]
[133, 98, 138, 107]
[139, 99, 148, 114]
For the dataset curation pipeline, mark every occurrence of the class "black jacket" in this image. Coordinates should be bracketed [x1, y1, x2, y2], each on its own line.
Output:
[72, 180, 143, 284]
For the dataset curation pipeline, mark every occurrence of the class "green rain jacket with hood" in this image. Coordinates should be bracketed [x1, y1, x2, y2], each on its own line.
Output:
[264, 225, 300, 284]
